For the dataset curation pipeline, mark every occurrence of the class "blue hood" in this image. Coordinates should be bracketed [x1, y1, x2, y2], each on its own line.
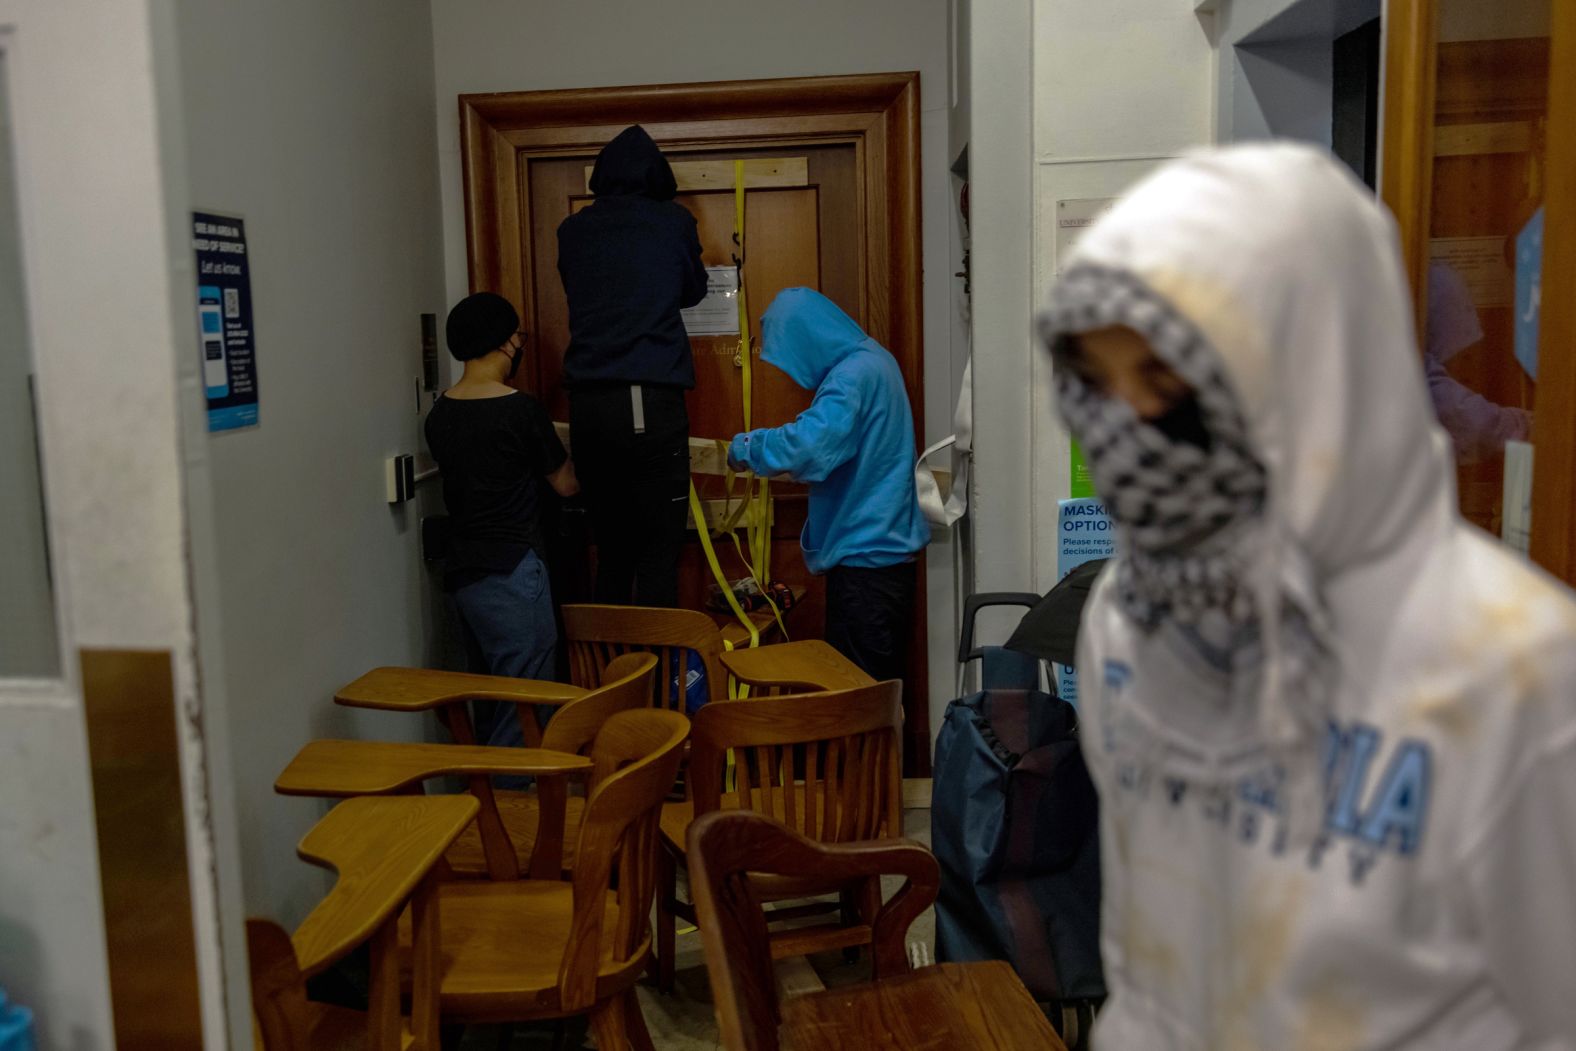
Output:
[762, 288, 874, 390]
[731, 288, 928, 574]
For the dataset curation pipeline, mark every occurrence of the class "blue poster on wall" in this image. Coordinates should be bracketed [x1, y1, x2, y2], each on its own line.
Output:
[1055, 497, 1115, 705]
[192, 211, 259, 431]
[1514, 206, 1543, 381]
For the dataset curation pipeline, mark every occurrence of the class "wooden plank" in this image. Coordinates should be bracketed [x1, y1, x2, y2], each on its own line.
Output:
[780, 960, 1067, 1050]
[583, 156, 809, 194]
[80, 649, 205, 1051]
[1434, 120, 1534, 156]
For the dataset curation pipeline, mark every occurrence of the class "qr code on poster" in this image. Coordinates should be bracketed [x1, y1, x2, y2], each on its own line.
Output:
[223, 287, 240, 318]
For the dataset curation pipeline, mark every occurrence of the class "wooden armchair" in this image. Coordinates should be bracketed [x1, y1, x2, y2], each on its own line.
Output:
[688, 811, 1066, 1051]
[444, 652, 658, 877]
[562, 603, 732, 706]
[247, 795, 478, 1050]
[655, 681, 904, 990]
[294, 653, 658, 880]
[274, 740, 591, 882]
[421, 708, 690, 1047]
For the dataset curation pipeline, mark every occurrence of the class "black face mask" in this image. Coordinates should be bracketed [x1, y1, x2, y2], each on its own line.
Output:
[1148, 391, 1213, 451]
[505, 344, 525, 381]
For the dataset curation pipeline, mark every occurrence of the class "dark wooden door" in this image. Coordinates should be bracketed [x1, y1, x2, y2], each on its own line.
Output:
[459, 74, 933, 770]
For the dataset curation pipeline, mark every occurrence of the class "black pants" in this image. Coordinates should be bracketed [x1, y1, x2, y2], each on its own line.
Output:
[825, 561, 917, 685]
[570, 384, 690, 608]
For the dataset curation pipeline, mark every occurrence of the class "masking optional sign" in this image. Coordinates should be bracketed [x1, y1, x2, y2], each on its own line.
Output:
[1056, 497, 1115, 704]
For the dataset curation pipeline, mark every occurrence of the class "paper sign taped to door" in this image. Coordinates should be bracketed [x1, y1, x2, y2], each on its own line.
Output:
[1429, 236, 1512, 309]
[682, 266, 741, 336]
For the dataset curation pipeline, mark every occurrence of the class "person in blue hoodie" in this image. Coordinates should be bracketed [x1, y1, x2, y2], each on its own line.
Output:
[558, 124, 709, 607]
[728, 288, 929, 684]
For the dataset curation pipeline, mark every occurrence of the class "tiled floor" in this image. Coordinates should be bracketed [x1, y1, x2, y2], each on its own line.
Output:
[463, 808, 935, 1050]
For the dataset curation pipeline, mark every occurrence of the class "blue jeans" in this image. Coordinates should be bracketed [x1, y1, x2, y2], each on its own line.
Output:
[453, 551, 556, 776]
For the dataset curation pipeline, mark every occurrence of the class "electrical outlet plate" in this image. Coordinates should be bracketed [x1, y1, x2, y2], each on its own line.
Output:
[386, 454, 416, 504]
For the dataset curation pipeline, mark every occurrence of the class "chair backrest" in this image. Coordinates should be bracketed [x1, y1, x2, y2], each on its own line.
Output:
[689, 680, 904, 843]
[557, 708, 690, 1012]
[249, 795, 477, 1050]
[562, 603, 729, 707]
[540, 651, 659, 756]
[687, 811, 941, 1051]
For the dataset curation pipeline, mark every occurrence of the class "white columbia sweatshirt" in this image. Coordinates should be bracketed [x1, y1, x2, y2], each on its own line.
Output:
[1060, 146, 1576, 1050]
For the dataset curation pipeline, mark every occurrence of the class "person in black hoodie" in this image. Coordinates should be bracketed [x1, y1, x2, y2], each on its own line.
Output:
[558, 124, 708, 607]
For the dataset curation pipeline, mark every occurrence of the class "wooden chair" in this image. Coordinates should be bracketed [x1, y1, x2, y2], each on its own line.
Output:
[275, 740, 591, 883]
[562, 603, 733, 707]
[687, 810, 1067, 1051]
[655, 681, 904, 991]
[444, 651, 658, 877]
[419, 708, 689, 1047]
[247, 795, 478, 1051]
[293, 653, 657, 881]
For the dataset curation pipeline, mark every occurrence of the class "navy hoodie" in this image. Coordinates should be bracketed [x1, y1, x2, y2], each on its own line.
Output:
[556, 126, 709, 389]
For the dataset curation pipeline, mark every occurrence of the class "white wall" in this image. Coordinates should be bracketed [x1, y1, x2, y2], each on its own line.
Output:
[171, 0, 451, 946]
[0, 0, 237, 1045]
[428, 0, 964, 745]
[1216, 0, 1381, 145]
[967, 0, 1036, 630]
[1021, 0, 1217, 590]
[0, 51, 58, 679]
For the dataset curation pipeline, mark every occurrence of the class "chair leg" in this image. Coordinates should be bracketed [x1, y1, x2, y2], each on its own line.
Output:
[622, 989, 657, 1051]
[656, 848, 677, 993]
[590, 995, 631, 1051]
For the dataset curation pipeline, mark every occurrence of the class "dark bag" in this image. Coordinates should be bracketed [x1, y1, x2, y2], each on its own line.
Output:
[932, 593, 1106, 1006]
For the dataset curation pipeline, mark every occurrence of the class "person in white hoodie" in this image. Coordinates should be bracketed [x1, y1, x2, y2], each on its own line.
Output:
[1038, 143, 1576, 1050]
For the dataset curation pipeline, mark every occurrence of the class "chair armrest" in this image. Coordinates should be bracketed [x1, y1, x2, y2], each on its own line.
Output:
[334, 667, 585, 712]
[274, 739, 591, 797]
[290, 795, 477, 978]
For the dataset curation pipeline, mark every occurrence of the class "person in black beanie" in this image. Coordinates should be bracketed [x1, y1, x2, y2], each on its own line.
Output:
[557, 124, 708, 607]
[425, 292, 577, 750]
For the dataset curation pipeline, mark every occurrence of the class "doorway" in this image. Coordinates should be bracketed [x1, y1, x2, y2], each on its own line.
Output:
[459, 73, 932, 769]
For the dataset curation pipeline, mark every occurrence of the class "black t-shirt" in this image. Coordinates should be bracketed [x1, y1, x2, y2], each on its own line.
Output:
[424, 391, 567, 591]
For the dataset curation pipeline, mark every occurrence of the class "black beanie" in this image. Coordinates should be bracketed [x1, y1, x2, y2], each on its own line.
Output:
[445, 292, 519, 361]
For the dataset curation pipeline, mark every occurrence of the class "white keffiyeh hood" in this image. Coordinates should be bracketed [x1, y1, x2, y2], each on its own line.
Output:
[1039, 143, 1456, 796]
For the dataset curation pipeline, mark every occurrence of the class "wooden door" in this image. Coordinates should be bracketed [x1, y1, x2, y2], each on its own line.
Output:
[1383, 0, 1576, 582]
[458, 74, 932, 770]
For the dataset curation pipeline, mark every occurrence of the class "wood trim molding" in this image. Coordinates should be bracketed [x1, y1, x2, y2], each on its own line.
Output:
[1380, 0, 1439, 336]
[461, 72, 920, 130]
[1530, 3, 1576, 584]
[81, 649, 204, 1049]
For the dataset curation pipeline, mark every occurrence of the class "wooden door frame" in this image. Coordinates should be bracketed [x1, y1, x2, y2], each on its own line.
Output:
[1379, 0, 1438, 331]
[1381, 0, 1576, 584]
[1532, 1, 1576, 582]
[457, 72, 922, 429]
[457, 73, 932, 768]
